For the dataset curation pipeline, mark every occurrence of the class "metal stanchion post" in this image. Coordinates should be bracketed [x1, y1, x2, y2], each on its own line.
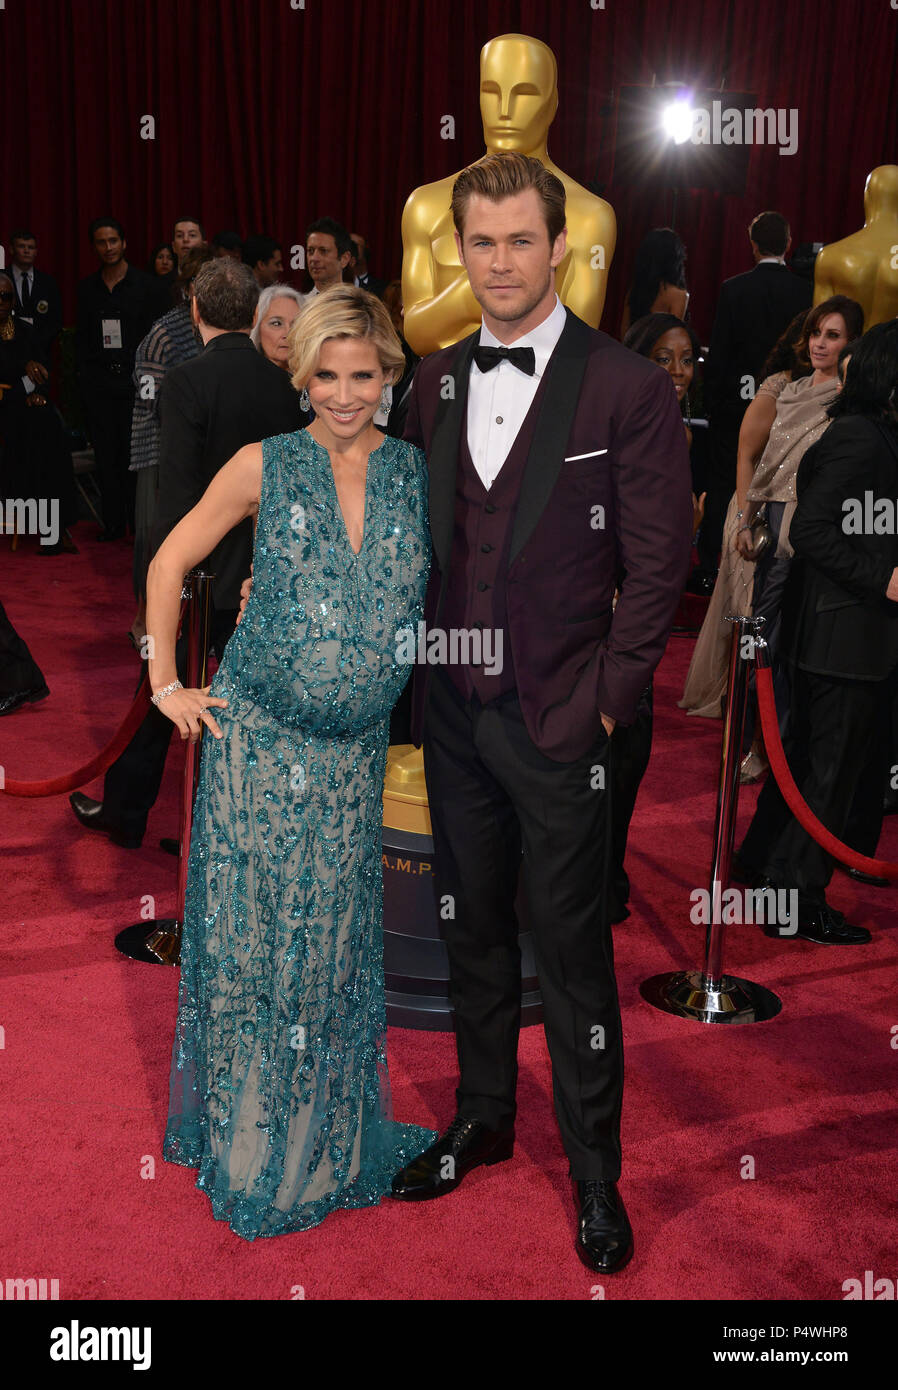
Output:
[640, 615, 783, 1024]
[115, 570, 215, 965]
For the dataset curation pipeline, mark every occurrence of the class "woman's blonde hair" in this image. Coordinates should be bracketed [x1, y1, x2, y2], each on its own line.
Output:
[288, 283, 406, 391]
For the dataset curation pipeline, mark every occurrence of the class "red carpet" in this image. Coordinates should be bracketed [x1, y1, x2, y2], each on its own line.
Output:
[2, 523, 896, 1301]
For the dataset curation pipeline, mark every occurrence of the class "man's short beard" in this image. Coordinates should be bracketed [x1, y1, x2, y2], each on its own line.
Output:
[477, 271, 555, 323]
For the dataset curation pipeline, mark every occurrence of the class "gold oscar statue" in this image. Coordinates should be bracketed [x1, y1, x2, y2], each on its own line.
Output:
[400, 32, 617, 357]
[813, 165, 898, 327]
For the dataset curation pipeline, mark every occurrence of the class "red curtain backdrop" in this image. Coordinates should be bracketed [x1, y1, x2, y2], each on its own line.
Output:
[4, 0, 897, 341]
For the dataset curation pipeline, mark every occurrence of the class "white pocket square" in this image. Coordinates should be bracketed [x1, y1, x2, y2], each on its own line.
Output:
[564, 449, 608, 461]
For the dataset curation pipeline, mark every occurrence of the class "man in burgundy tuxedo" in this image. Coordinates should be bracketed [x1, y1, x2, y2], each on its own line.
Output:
[390, 152, 693, 1272]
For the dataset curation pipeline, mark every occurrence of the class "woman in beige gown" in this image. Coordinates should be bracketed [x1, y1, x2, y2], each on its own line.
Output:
[678, 373, 788, 718]
[679, 297, 863, 734]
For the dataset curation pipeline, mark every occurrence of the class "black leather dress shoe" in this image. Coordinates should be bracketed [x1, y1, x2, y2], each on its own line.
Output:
[574, 1180, 633, 1273]
[760, 896, 871, 945]
[847, 867, 891, 888]
[69, 791, 143, 849]
[684, 569, 716, 596]
[0, 683, 50, 715]
[390, 1115, 514, 1200]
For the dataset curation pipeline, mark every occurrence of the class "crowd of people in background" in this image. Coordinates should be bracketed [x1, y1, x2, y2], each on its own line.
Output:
[2, 200, 897, 950]
[0, 215, 403, 549]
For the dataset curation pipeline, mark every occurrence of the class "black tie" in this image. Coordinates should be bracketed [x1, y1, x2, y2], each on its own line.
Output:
[21, 272, 31, 314]
[473, 344, 536, 376]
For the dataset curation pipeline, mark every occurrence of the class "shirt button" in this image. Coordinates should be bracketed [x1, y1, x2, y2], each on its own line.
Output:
[484, 503, 497, 514]
[496, 416, 503, 424]
[481, 543, 493, 553]
[477, 581, 489, 592]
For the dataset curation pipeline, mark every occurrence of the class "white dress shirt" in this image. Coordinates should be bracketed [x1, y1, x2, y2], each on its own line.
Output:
[467, 294, 567, 489]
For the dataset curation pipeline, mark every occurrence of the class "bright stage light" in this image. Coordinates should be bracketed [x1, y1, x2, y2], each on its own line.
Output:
[661, 99, 694, 144]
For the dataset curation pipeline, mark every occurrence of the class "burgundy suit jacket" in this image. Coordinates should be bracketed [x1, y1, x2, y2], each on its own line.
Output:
[404, 309, 693, 760]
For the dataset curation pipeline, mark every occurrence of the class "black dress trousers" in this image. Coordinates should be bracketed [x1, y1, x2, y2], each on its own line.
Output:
[422, 666, 622, 1181]
[102, 607, 237, 838]
[83, 382, 135, 534]
[609, 682, 653, 919]
[0, 599, 46, 697]
[741, 664, 893, 900]
[698, 413, 741, 575]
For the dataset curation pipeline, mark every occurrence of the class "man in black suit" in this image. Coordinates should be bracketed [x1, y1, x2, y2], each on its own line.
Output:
[70, 259, 308, 849]
[693, 211, 813, 589]
[7, 228, 62, 367]
[739, 322, 898, 942]
[389, 153, 693, 1272]
[349, 234, 387, 298]
[76, 217, 167, 539]
[303, 218, 353, 306]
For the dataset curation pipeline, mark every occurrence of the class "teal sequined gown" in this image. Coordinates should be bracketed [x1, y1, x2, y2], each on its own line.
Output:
[163, 429, 435, 1239]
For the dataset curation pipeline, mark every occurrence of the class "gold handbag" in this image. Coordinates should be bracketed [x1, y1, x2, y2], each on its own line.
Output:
[749, 505, 771, 556]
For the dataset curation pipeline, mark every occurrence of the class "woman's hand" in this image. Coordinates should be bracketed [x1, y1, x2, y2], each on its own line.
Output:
[154, 684, 228, 742]
[734, 526, 759, 562]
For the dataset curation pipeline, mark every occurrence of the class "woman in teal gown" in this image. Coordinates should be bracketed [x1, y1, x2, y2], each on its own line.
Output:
[147, 286, 435, 1239]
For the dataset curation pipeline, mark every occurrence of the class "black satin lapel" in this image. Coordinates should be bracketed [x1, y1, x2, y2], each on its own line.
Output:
[510, 312, 592, 563]
[428, 332, 477, 573]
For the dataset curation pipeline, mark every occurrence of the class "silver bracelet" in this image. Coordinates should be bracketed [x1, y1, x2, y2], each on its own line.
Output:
[151, 679, 183, 707]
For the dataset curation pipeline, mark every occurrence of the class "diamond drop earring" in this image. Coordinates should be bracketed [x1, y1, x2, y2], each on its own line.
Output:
[380, 385, 391, 414]
[299, 386, 311, 412]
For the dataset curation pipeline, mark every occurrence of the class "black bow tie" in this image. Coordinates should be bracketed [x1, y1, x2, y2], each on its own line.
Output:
[473, 344, 536, 376]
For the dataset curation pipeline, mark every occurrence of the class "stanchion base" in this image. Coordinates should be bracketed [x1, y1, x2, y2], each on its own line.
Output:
[114, 919, 182, 967]
[640, 969, 782, 1024]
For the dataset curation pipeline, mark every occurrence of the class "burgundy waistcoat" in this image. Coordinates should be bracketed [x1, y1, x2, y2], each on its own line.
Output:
[440, 376, 549, 703]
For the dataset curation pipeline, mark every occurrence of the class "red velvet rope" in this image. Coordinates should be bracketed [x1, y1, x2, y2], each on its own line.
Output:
[1, 599, 192, 798]
[755, 664, 898, 881]
[1, 673, 152, 797]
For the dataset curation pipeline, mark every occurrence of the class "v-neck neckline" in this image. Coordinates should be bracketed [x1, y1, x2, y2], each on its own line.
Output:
[304, 428, 386, 559]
